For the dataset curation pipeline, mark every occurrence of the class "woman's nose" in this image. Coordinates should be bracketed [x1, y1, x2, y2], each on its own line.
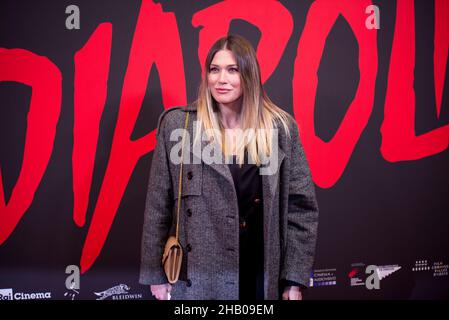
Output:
[218, 70, 227, 83]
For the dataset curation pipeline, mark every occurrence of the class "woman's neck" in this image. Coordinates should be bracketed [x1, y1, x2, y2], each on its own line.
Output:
[218, 99, 243, 129]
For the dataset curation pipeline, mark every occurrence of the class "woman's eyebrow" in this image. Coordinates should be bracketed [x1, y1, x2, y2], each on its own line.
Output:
[210, 64, 238, 67]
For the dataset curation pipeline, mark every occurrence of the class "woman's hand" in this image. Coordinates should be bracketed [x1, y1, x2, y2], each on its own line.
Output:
[282, 285, 303, 300]
[150, 283, 172, 300]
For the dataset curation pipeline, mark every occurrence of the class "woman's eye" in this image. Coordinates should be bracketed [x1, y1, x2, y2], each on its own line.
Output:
[209, 67, 218, 72]
[229, 68, 239, 72]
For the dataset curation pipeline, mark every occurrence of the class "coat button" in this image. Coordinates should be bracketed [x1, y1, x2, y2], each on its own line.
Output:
[186, 244, 192, 252]
[186, 208, 192, 217]
[186, 279, 192, 287]
[187, 171, 193, 180]
[254, 198, 261, 204]
[239, 218, 247, 230]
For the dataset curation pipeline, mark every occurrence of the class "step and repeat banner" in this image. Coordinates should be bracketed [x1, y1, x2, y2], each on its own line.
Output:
[1, 0, 448, 300]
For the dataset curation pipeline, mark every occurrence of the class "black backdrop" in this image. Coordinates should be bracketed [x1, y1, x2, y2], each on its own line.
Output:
[0, 0, 448, 300]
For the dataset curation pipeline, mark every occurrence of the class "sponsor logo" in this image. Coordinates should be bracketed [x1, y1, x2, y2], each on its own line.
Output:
[432, 261, 448, 277]
[349, 263, 401, 290]
[349, 263, 366, 287]
[309, 268, 337, 287]
[0, 288, 13, 300]
[375, 265, 402, 280]
[0, 288, 51, 300]
[412, 260, 431, 272]
[412, 259, 448, 277]
[93, 284, 142, 300]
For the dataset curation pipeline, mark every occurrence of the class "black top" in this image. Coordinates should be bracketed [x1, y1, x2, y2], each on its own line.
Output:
[228, 152, 303, 300]
[227, 152, 264, 300]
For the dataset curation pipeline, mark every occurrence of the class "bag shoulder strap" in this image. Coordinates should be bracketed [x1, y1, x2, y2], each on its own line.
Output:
[175, 111, 190, 241]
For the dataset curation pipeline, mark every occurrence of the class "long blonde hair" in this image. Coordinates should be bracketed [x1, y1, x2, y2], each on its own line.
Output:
[194, 34, 291, 166]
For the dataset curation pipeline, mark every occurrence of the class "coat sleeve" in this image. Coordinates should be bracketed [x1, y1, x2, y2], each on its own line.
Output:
[139, 109, 175, 285]
[280, 120, 319, 288]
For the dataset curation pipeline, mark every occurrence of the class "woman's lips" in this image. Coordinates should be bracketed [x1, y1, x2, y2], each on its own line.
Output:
[216, 88, 231, 94]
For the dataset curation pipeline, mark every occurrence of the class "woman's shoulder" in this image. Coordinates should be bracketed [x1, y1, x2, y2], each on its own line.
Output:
[156, 106, 182, 131]
[273, 111, 299, 141]
[156, 103, 197, 133]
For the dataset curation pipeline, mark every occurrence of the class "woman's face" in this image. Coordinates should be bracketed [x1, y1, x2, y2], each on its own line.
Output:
[208, 49, 243, 108]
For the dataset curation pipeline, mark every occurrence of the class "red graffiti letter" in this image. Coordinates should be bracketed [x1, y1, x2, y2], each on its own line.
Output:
[80, 0, 186, 273]
[192, 0, 293, 82]
[434, 0, 449, 118]
[381, 0, 449, 161]
[0, 49, 61, 244]
[293, 0, 378, 188]
[73, 23, 112, 227]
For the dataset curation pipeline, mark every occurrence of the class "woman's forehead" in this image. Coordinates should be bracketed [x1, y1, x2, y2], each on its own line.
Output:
[211, 49, 237, 64]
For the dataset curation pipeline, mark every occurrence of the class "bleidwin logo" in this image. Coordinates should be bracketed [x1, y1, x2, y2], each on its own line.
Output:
[93, 284, 142, 300]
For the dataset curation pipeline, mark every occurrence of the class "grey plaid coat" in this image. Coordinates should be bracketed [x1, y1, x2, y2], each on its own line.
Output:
[139, 103, 319, 300]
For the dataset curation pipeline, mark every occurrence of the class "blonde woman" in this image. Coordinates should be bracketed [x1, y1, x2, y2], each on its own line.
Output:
[139, 34, 319, 300]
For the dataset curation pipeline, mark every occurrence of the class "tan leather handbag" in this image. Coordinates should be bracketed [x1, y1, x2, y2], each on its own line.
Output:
[161, 111, 190, 284]
[162, 236, 183, 284]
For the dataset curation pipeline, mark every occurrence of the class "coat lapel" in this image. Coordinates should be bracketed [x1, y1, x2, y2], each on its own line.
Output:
[184, 108, 234, 187]
[195, 139, 235, 185]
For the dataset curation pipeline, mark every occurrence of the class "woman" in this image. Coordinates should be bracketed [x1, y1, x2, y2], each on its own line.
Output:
[139, 34, 319, 300]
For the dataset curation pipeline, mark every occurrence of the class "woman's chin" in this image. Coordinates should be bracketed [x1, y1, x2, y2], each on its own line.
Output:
[214, 98, 238, 105]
